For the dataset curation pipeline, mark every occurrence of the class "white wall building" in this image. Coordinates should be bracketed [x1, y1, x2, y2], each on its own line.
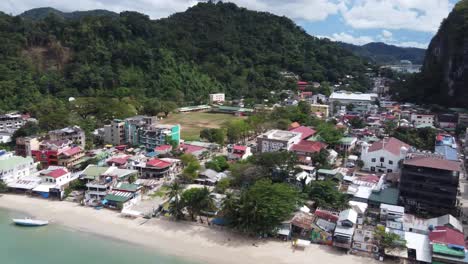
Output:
[410, 113, 434, 127]
[361, 137, 410, 173]
[329, 91, 378, 114]
[209, 93, 225, 104]
[0, 155, 35, 183]
[256, 130, 302, 153]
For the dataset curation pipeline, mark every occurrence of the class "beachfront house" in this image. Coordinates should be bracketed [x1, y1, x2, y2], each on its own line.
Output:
[333, 209, 358, 249]
[103, 182, 142, 210]
[33, 167, 75, 199]
[0, 155, 35, 183]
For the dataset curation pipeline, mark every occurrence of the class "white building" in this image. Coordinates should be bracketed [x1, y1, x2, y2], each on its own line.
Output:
[410, 113, 434, 127]
[361, 137, 410, 173]
[256, 130, 302, 153]
[209, 93, 225, 104]
[329, 91, 378, 114]
[0, 113, 26, 131]
[0, 155, 35, 183]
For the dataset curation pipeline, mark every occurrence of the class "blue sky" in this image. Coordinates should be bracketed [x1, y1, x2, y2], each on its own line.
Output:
[1, 0, 461, 48]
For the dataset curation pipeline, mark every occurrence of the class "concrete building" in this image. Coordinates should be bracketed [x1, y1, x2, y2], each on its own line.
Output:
[410, 113, 434, 127]
[400, 154, 461, 216]
[310, 104, 330, 118]
[209, 93, 225, 104]
[15, 136, 40, 157]
[124, 116, 157, 146]
[361, 137, 410, 173]
[104, 119, 126, 146]
[138, 124, 180, 150]
[329, 91, 377, 114]
[48, 126, 86, 149]
[0, 155, 35, 183]
[0, 113, 26, 131]
[458, 113, 468, 127]
[256, 130, 302, 153]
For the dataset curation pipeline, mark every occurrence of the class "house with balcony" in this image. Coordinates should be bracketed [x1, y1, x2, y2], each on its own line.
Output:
[138, 124, 180, 150]
[48, 126, 86, 149]
[58, 146, 85, 169]
[333, 208, 358, 249]
[133, 158, 173, 179]
[31, 140, 72, 168]
[33, 167, 74, 199]
[0, 154, 35, 183]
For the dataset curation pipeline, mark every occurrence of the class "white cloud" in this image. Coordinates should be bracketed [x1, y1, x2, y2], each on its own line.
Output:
[326, 32, 375, 45]
[381, 29, 393, 39]
[323, 32, 428, 49]
[341, 0, 453, 32]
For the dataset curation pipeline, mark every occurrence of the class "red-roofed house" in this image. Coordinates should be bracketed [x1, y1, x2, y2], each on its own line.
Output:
[429, 226, 465, 247]
[154, 145, 172, 154]
[58, 146, 84, 168]
[361, 137, 410, 173]
[314, 208, 339, 223]
[179, 143, 206, 158]
[228, 145, 252, 160]
[297, 81, 308, 91]
[106, 155, 130, 168]
[289, 126, 316, 140]
[291, 140, 328, 159]
[34, 167, 73, 199]
[136, 158, 173, 179]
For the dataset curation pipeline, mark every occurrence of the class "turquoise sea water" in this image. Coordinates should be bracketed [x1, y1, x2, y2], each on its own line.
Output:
[0, 209, 196, 264]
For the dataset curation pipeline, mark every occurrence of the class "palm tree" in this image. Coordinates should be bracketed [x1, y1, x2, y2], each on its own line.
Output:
[168, 182, 184, 220]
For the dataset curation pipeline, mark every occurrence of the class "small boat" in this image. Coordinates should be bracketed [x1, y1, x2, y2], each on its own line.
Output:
[12, 218, 49, 227]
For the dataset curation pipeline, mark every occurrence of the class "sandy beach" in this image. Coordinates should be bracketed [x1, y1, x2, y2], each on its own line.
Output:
[0, 194, 377, 264]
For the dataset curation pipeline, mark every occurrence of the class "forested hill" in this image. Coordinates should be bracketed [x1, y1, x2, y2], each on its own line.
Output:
[19, 7, 118, 20]
[0, 2, 371, 112]
[393, 0, 468, 107]
[339, 42, 426, 65]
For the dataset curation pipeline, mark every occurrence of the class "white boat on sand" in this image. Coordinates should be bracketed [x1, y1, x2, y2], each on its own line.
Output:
[12, 218, 49, 227]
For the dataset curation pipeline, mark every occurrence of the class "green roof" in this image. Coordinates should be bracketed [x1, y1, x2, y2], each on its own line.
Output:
[339, 137, 357, 144]
[369, 187, 399, 205]
[216, 106, 254, 112]
[104, 194, 131, 203]
[0, 156, 33, 171]
[81, 165, 109, 180]
[317, 169, 336, 175]
[115, 183, 139, 192]
[433, 243, 466, 258]
[307, 134, 325, 142]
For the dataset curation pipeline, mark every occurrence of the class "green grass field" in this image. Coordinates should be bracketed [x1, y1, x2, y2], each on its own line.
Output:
[160, 112, 243, 140]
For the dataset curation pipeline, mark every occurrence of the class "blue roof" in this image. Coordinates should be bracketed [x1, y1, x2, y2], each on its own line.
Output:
[435, 145, 459, 161]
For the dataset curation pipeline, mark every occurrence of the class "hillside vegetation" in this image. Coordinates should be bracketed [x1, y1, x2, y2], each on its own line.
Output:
[0, 2, 372, 113]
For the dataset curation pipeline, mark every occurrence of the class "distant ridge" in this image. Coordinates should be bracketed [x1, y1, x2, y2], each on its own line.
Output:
[339, 42, 426, 65]
[20, 7, 118, 20]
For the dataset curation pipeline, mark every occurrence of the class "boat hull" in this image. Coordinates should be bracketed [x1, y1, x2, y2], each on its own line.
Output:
[12, 219, 48, 227]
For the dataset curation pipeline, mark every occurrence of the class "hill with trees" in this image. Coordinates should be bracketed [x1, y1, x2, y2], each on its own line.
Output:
[0, 2, 373, 114]
[339, 42, 426, 65]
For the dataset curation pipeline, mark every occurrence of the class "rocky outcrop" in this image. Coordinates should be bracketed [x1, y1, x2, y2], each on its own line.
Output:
[419, 0, 468, 106]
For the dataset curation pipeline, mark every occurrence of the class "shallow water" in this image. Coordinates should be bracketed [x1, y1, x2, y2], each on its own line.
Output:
[0, 209, 197, 264]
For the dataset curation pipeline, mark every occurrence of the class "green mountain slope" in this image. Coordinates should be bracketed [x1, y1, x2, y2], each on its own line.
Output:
[0, 2, 371, 111]
[339, 42, 426, 64]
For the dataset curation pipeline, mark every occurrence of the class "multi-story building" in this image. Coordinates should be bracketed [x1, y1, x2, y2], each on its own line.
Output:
[410, 113, 435, 127]
[209, 93, 225, 104]
[361, 137, 410, 173]
[329, 91, 378, 115]
[256, 130, 302, 153]
[333, 208, 358, 249]
[57, 146, 84, 168]
[0, 155, 35, 183]
[31, 140, 72, 169]
[124, 116, 157, 146]
[138, 124, 180, 150]
[400, 154, 461, 216]
[0, 113, 26, 131]
[48, 126, 86, 149]
[15, 136, 40, 157]
[104, 119, 126, 146]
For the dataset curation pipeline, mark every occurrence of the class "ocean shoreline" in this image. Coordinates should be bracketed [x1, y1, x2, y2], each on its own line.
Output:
[0, 194, 376, 264]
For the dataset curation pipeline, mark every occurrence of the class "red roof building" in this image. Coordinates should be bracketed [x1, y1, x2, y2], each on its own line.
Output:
[368, 137, 410, 156]
[404, 155, 461, 172]
[61, 146, 82, 157]
[146, 158, 172, 169]
[107, 156, 130, 167]
[289, 126, 316, 140]
[429, 226, 465, 247]
[155, 145, 172, 153]
[291, 140, 327, 156]
[46, 168, 69, 179]
[314, 208, 339, 223]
